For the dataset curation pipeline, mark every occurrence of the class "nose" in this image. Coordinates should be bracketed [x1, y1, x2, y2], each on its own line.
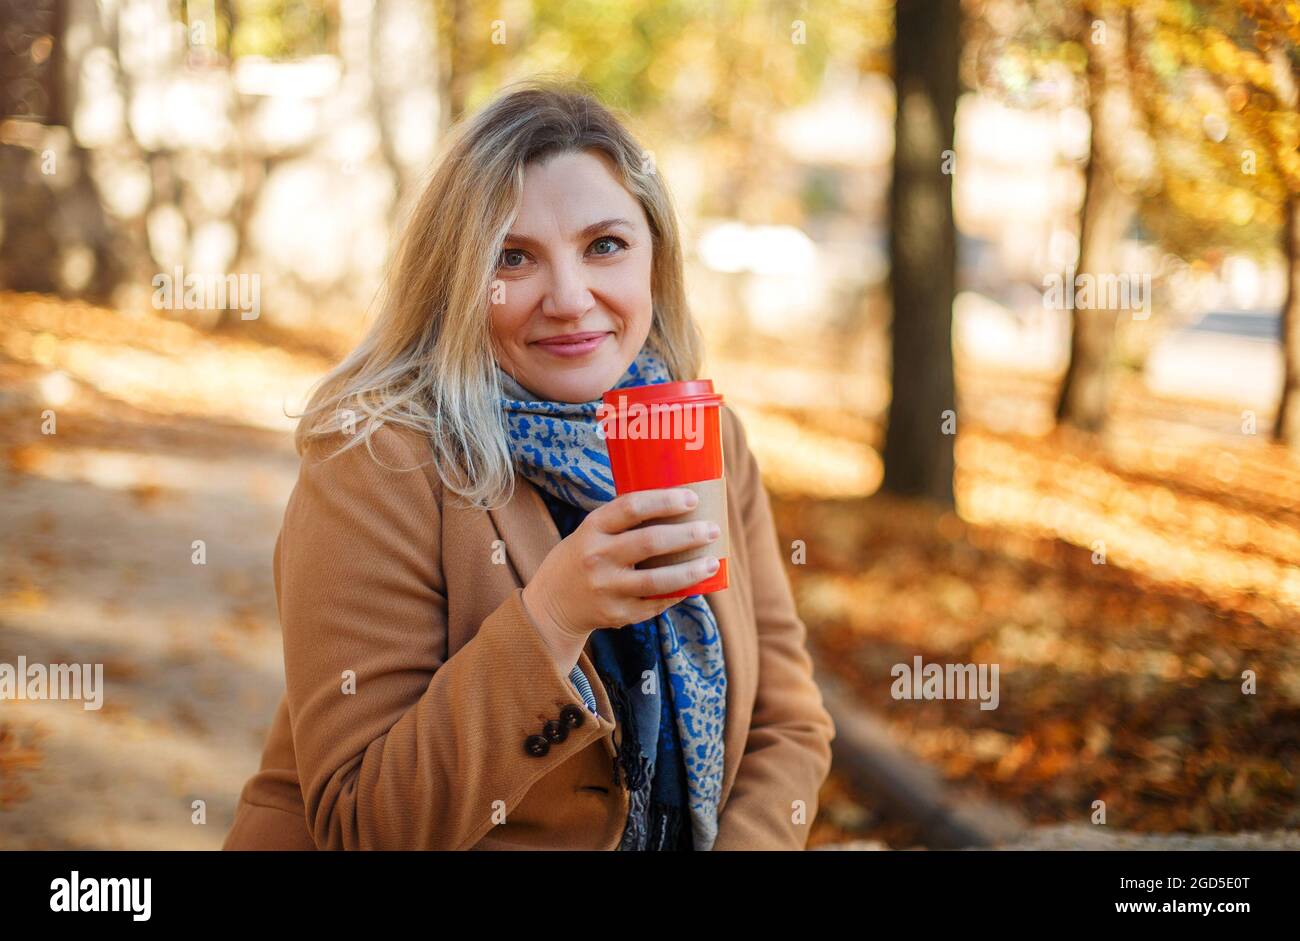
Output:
[540, 257, 595, 320]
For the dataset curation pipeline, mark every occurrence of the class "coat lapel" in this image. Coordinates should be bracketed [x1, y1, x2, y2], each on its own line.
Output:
[486, 476, 755, 813]
[486, 478, 560, 588]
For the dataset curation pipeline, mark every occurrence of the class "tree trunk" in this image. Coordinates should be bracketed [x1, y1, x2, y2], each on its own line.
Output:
[1054, 128, 1129, 430]
[1055, 7, 1134, 431]
[0, 0, 73, 295]
[1276, 192, 1300, 443]
[436, 0, 471, 136]
[882, 0, 959, 505]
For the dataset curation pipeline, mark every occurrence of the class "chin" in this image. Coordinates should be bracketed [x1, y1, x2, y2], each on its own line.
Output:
[528, 355, 628, 402]
[551, 375, 612, 403]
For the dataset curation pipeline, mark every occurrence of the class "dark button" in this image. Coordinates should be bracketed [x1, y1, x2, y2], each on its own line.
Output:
[524, 734, 550, 757]
[543, 719, 567, 744]
[559, 704, 586, 729]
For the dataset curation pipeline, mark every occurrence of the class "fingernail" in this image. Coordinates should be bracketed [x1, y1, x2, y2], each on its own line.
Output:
[707, 524, 720, 540]
[705, 557, 719, 573]
[683, 490, 698, 507]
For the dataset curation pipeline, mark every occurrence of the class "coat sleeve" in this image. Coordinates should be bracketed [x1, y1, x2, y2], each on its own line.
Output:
[712, 407, 837, 850]
[276, 425, 616, 850]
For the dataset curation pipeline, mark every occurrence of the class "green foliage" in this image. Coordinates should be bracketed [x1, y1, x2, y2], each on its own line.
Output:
[1134, 0, 1297, 258]
[229, 0, 336, 60]
[455, 0, 890, 127]
[965, 0, 1299, 262]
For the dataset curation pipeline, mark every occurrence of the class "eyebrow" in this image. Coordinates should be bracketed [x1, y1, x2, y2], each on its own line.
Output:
[504, 217, 633, 247]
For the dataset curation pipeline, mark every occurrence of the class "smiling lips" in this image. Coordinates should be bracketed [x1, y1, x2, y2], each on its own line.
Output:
[532, 331, 612, 357]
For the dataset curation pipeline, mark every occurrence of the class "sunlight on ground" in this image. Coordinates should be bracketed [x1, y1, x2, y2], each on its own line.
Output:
[958, 429, 1300, 614]
[9, 444, 291, 506]
[3, 295, 330, 432]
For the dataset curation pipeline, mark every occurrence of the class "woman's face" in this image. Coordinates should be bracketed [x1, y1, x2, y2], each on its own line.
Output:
[489, 148, 654, 403]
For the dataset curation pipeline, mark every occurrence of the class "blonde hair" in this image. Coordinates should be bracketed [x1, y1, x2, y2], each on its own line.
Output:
[292, 76, 704, 509]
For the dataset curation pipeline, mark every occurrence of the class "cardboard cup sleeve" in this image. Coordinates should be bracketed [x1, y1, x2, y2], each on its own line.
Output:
[631, 476, 729, 569]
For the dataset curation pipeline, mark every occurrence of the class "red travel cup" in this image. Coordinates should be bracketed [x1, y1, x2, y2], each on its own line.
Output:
[599, 379, 729, 598]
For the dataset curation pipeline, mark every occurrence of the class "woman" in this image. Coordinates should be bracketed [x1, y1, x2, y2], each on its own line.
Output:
[222, 78, 835, 851]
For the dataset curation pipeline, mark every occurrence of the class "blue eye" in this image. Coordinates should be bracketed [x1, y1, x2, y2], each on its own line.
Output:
[499, 249, 527, 268]
[590, 236, 627, 256]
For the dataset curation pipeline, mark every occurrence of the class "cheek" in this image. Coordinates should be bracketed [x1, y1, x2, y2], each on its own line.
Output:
[489, 286, 535, 344]
[604, 255, 653, 313]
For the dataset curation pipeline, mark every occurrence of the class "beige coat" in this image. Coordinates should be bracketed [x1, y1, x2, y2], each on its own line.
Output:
[222, 404, 835, 850]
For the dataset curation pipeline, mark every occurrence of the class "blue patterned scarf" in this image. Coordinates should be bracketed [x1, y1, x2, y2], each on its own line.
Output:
[497, 346, 727, 851]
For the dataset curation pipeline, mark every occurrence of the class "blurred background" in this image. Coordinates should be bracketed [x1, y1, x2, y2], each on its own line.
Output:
[2, 0, 1299, 850]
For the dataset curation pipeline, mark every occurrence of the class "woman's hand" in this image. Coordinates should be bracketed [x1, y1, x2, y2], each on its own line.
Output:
[521, 487, 722, 670]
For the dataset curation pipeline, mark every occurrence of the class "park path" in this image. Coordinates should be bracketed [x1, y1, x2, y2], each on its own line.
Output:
[0, 297, 319, 848]
[0, 390, 301, 848]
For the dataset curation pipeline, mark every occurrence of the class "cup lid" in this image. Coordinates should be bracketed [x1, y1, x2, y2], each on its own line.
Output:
[601, 379, 722, 409]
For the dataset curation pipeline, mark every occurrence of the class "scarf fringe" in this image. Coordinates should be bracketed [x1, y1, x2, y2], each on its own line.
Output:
[604, 679, 648, 792]
[648, 799, 689, 851]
